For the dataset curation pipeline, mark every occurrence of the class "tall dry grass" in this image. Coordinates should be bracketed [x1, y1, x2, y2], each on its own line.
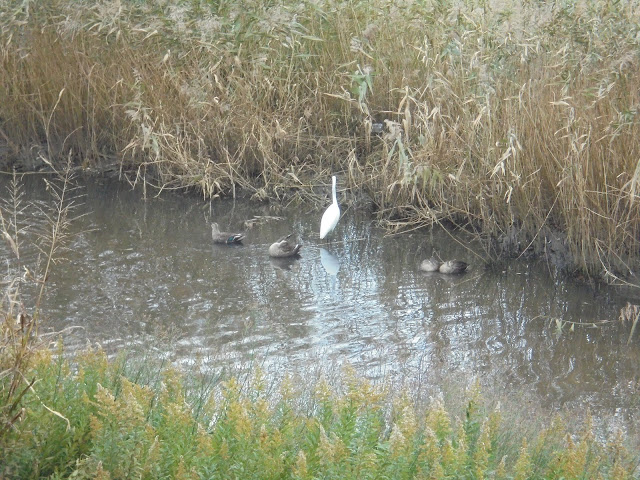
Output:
[1, 0, 639, 280]
[0, 162, 81, 442]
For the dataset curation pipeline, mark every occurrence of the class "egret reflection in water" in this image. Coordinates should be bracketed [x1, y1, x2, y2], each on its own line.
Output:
[320, 248, 340, 275]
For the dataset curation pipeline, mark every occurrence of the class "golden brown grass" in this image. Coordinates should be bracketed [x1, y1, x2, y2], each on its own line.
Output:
[1, 0, 639, 280]
[0, 163, 80, 441]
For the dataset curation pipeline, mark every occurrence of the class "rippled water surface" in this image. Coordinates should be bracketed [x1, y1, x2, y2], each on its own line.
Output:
[2, 174, 640, 441]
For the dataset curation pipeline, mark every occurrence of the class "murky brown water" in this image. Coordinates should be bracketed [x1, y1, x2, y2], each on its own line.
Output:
[2, 174, 640, 442]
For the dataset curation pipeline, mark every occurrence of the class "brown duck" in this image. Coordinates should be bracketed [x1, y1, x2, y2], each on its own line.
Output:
[419, 257, 442, 272]
[438, 260, 468, 274]
[268, 234, 302, 258]
[420, 258, 468, 274]
[211, 223, 245, 244]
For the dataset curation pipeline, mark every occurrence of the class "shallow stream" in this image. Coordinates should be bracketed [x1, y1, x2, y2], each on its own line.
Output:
[2, 174, 639, 442]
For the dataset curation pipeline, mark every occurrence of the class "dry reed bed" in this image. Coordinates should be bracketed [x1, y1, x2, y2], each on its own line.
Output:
[1, 0, 639, 280]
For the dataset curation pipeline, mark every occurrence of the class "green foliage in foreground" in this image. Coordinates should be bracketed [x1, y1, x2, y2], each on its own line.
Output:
[0, 348, 635, 479]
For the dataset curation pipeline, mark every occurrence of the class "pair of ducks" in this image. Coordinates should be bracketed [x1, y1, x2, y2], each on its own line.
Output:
[420, 257, 468, 274]
[211, 223, 301, 258]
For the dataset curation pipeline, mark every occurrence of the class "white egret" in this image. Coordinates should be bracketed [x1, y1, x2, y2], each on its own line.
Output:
[319, 175, 340, 239]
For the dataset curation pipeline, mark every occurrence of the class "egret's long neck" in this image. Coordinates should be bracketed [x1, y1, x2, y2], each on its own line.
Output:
[331, 176, 337, 204]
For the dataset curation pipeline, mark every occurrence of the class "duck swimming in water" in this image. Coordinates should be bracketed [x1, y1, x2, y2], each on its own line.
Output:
[268, 234, 302, 258]
[420, 258, 468, 274]
[211, 223, 245, 244]
[419, 257, 442, 272]
[438, 260, 468, 274]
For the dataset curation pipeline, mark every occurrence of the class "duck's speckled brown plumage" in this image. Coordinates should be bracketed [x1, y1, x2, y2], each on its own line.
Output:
[211, 223, 245, 244]
[420, 257, 442, 272]
[420, 258, 468, 274]
[268, 234, 302, 258]
[438, 260, 468, 274]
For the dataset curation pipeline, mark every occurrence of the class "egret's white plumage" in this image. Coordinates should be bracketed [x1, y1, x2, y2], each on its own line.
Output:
[320, 175, 340, 239]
